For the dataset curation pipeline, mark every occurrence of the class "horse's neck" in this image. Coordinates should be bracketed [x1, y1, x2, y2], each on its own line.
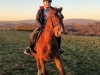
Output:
[44, 24, 54, 38]
[45, 16, 53, 31]
[42, 18, 54, 41]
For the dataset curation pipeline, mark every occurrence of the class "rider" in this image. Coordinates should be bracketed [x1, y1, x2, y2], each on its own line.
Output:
[24, 0, 65, 55]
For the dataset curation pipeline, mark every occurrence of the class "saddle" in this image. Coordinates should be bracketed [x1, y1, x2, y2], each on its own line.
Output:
[31, 28, 43, 53]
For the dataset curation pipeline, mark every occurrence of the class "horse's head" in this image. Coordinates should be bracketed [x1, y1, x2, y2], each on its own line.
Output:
[47, 7, 63, 37]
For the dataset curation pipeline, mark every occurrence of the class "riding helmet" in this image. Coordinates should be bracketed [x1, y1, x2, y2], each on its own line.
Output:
[43, 0, 52, 3]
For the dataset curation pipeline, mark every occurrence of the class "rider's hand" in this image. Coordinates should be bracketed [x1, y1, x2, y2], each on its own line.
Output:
[42, 26, 45, 29]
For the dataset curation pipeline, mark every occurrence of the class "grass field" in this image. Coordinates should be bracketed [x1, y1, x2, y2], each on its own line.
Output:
[0, 30, 100, 75]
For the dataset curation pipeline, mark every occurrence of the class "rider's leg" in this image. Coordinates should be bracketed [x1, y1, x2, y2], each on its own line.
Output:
[56, 37, 65, 54]
[24, 26, 43, 55]
[29, 27, 40, 52]
[24, 27, 40, 55]
[29, 26, 44, 50]
[56, 37, 61, 49]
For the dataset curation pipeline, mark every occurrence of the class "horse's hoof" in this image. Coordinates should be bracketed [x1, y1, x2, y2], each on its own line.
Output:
[60, 50, 65, 54]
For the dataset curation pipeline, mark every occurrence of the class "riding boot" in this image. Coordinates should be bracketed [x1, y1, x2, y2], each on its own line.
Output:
[30, 42, 37, 53]
[56, 37, 61, 49]
[24, 38, 37, 55]
[56, 37, 65, 54]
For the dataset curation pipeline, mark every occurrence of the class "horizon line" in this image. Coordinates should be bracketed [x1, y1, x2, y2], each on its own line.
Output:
[0, 18, 100, 22]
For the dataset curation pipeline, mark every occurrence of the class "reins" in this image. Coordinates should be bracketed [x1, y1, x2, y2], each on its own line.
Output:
[44, 14, 60, 33]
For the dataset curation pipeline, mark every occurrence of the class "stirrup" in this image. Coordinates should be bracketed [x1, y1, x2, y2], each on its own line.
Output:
[24, 47, 31, 55]
[59, 47, 65, 54]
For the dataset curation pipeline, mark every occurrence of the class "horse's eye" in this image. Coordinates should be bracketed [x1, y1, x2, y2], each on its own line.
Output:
[52, 15, 55, 17]
[58, 29, 60, 31]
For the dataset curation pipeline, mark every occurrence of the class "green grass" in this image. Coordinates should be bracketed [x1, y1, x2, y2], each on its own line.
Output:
[0, 30, 100, 75]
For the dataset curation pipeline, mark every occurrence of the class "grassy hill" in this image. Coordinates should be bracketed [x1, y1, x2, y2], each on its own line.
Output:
[0, 30, 100, 75]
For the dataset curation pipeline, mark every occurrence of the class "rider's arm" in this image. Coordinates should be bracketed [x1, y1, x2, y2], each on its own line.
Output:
[36, 9, 42, 26]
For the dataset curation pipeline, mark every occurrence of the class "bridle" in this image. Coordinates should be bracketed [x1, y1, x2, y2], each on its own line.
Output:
[50, 14, 60, 28]
[44, 12, 62, 33]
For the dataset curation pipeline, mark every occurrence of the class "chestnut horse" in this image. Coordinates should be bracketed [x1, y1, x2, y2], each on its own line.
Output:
[30, 7, 65, 75]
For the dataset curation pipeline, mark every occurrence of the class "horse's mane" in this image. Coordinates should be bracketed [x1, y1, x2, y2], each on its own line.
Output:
[50, 6, 64, 20]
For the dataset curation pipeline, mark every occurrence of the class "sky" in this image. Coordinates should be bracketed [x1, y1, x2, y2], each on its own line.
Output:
[0, 0, 100, 21]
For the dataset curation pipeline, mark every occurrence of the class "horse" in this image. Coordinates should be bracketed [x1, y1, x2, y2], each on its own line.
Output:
[30, 7, 65, 75]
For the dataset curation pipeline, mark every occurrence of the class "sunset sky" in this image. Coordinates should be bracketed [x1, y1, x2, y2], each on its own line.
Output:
[0, 0, 100, 21]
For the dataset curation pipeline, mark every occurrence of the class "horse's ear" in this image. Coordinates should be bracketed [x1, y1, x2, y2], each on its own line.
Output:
[57, 7, 63, 12]
[49, 7, 63, 14]
[49, 6, 57, 14]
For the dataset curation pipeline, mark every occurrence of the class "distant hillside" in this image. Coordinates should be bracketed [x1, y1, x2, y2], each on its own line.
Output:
[18, 19, 35, 24]
[64, 19, 100, 25]
[0, 19, 36, 30]
[0, 19, 99, 26]
[63, 19, 100, 36]
[0, 19, 35, 25]
[0, 19, 100, 36]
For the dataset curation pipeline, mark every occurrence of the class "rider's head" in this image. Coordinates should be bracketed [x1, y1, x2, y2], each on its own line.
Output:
[43, 0, 52, 8]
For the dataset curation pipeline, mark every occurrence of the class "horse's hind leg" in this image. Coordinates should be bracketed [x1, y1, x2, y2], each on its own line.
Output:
[54, 56, 65, 75]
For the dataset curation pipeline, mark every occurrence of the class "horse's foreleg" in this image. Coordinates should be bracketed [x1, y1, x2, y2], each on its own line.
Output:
[37, 61, 42, 75]
[54, 56, 65, 75]
[36, 58, 42, 75]
[40, 59, 46, 75]
[31, 52, 42, 75]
